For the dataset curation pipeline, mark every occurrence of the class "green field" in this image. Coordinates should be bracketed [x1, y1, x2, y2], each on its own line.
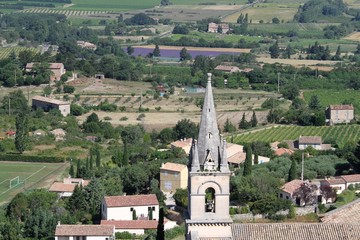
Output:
[0, 162, 66, 205]
[66, 0, 247, 11]
[0, 47, 38, 60]
[304, 89, 360, 111]
[231, 125, 360, 147]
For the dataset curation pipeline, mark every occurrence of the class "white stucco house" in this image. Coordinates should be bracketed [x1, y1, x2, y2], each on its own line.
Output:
[101, 194, 159, 221]
[54, 224, 115, 240]
[320, 174, 360, 194]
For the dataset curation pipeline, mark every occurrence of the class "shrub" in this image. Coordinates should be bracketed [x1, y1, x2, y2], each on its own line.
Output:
[104, 116, 112, 120]
[63, 85, 75, 94]
[137, 113, 145, 121]
[0, 154, 64, 163]
[120, 117, 128, 121]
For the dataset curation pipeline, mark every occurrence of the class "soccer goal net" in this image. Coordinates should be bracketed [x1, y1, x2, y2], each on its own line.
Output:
[9, 176, 20, 189]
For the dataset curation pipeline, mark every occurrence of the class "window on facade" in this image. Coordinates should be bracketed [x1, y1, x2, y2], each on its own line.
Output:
[280, 193, 283, 198]
[286, 196, 289, 199]
[152, 206, 155, 210]
[205, 187, 215, 213]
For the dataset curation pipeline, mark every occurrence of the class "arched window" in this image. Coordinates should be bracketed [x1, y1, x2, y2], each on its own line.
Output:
[205, 187, 215, 213]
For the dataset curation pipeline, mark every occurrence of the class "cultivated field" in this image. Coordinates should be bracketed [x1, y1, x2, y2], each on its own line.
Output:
[69, 78, 276, 131]
[344, 32, 360, 42]
[0, 47, 38, 60]
[223, 2, 301, 23]
[232, 125, 360, 147]
[256, 57, 339, 67]
[303, 89, 360, 111]
[0, 161, 68, 205]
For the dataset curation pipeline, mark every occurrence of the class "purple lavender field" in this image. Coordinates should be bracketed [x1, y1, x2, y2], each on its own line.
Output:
[130, 47, 241, 59]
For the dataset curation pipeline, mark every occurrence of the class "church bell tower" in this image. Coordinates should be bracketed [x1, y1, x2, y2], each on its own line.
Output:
[186, 73, 233, 239]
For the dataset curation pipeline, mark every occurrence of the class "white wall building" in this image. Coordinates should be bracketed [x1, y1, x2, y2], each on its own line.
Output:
[101, 194, 159, 221]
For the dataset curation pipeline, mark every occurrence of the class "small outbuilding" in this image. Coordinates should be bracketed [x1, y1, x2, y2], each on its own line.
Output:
[32, 96, 70, 117]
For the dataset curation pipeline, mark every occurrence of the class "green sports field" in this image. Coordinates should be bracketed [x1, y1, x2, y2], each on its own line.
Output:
[0, 162, 67, 205]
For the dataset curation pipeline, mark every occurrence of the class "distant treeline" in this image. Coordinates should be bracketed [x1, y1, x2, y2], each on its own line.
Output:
[0, 2, 56, 9]
[294, 0, 347, 23]
[0, 0, 71, 2]
[149, 36, 260, 49]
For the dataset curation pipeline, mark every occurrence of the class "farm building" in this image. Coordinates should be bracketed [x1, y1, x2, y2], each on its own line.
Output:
[101, 194, 159, 221]
[297, 136, 331, 150]
[326, 105, 354, 125]
[207, 22, 230, 34]
[101, 220, 176, 235]
[160, 162, 188, 193]
[32, 96, 70, 116]
[76, 41, 97, 50]
[26, 62, 66, 81]
[215, 65, 241, 73]
[279, 180, 320, 206]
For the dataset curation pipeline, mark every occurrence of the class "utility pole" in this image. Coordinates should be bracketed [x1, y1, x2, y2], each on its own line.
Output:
[277, 72, 280, 93]
[8, 97, 10, 116]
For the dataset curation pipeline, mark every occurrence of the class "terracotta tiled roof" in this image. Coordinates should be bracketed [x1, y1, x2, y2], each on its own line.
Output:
[280, 179, 303, 195]
[299, 136, 322, 144]
[32, 96, 69, 105]
[55, 225, 114, 236]
[231, 223, 360, 240]
[227, 151, 246, 164]
[171, 138, 192, 148]
[275, 148, 294, 156]
[26, 62, 64, 69]
[215, 65, 240, 72]
[329, 105, 353, 110]
[321, 198, 360, 224]
[104, 194, 158, 207]
[321, 178, 346, 185]
[49, 182, 76, 192]
[101, 220, 158, 229]
[160, 162, 187, 172]
[340, 174, 360, 183]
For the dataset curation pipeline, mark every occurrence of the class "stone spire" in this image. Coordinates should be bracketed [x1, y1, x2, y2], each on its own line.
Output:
[196, 73, 221, 168]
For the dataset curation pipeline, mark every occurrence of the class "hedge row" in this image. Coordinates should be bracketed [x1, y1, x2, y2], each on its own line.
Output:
[0, 154, 64, 163]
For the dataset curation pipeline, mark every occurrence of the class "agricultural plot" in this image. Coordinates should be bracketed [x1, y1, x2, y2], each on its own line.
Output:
[231, 125, 360, 147]
[303, 89, 360, 112]
[0, 47, 38, 60]
[0, 162, 66, 205]
[20, 8, 109, 16]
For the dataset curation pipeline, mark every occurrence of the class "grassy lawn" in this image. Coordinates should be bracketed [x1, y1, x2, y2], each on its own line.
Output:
[231, 125, 360, 147]
[0, 161, 67, 205]
[171, 31, 261, 44]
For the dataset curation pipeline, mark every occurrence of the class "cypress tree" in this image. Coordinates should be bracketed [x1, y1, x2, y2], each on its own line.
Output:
[288, 159, 297, 182]
[156, 207, 165, 240]
[76, 159, 81, 178]
[15, 112, 29, 154]
[96, 148, 101, 168]
[69, 164, 74, 177]
[86, 157, 89, 171]
[243, 145, 252, 176]
[132, 209, 137, 220]
[239, 112, 250, 129]
[254, 152, 259, 165]
[89, 154, 93, 170]
[250, 111, 258, 128]
[122, 141, 129, 166]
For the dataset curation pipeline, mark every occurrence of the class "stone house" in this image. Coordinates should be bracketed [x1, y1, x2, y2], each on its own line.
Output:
[160, 162, 188, 193]
[320, 174, 360, 194]
[49, 178, 90, 198]
[326, 105, 354, 125]
[207, 22, 230, 34]
[26, 62, 66, 81]
[297, 136, 331, 150]
[32, 96, 70, 117]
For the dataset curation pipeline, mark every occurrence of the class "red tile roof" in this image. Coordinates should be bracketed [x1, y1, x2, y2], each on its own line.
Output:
[321, 178, 346, 185]
[101, 220, 158, 229]
[321, 198, 360, 224]
[104, 194, 159, 207]
[55, 225, 114, 236]
[340, 174, 360, 183]
[49, 182, 76, 192]
[280, 179, 303, 194]
[160, 162, 187, 172]
[329, 105, 353, 110]
[26, 62, 64, 70]
[275, 148, 294, 156]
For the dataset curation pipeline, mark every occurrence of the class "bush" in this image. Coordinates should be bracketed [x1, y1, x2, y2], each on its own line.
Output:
[120, 117, 128, 121]
[0, 154, 64, 163]
[63, 85, 75, 94]
[104, 116, 112, 120]
[137, 113, 145, 121]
